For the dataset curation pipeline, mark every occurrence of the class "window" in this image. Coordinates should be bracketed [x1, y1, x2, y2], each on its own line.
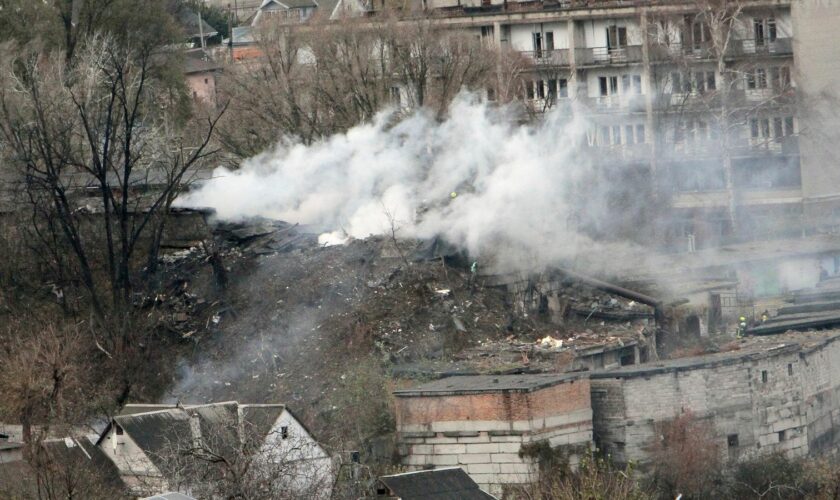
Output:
[558, 78, 568, 98]
[535, 81, 545, 99]
[691, 20, 712, 50]
[548, 79, 557, 101]
[599, 76, 618, 96]
[545, 31, 554, 51]
[761, 370, 768, 383]
[625, 125, 634, 144]
[611, 125, 622, 145]
[778, 430, 786, 442]
[727, 434, 739, 447]
[633, 74, 642, 94]
[532, 32, 543, 57]
[636, 124, 646, 143]
[706, 71, 716, 90]
[788, 363, 794, 376]
[671, 72, 682, 93]
[754, 17, 777, 46]
[116, 426, 124, 436]
[390, 86, 401, 107]
[773, 117, 783, 140]
[281, 426, 289, 439]
[747, 68, 769, 90]
[622, 74, 632, 94]
[526, 81, 534, 99]
[756, 68, 767, 88]
[784, 117, 794, 136]
[607, 25, 628, 50]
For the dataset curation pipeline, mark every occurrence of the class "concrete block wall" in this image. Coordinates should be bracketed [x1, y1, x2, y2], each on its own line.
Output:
[592, 335, 840, 469]
[396, 379, 592, 495]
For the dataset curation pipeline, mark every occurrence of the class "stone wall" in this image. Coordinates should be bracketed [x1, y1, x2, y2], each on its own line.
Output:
[396, 378, 592, 496]
[591, 334, 840, 468]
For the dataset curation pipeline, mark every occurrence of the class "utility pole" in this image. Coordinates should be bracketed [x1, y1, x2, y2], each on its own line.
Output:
[198, 1, 207, 51]
[228, 3, 234, 62]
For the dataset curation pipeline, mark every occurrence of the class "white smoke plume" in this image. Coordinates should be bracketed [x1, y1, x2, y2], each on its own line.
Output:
[180, 93, 648, 275]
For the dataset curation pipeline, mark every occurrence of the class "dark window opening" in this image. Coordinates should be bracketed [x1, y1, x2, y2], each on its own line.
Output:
[545, 31, 554, 51]
[532, 32, 543, 57]
[281, 426, 289, 439]
[116, 426, 124, 435]
[607, 25, 628, 50]
[788, 363, 794, 376]
[761, 370, 768, 383]
[728, 434, 739, 447]
[778, 430, 786, 442]
[558, 78, 568, 98]
[526, 81, 534, 99]
[620, 353, 635, 366]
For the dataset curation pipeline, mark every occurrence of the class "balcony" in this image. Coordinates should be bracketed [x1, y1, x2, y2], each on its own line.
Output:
[650, 42, 716, 62]
[592, 143, 652, 163]
[521, 48, 571, 67]
[575, 45, 643, 66]
[728, 37, 793, 58]
[580, 94, 646, 113]
[732, 135, 799, 158]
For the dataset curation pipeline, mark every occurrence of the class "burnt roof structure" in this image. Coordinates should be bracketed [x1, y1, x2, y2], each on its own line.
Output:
[378, 467, 497, 500]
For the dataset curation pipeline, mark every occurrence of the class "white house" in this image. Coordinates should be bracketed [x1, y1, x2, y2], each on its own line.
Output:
[97, 402, 333, 498]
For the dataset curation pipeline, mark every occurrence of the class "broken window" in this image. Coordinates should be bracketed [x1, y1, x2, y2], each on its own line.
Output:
[545, 31, 554, 51]
[548, 79, 557, 102]
[607, 25, 628, 50]
[116, 426, 124, 436]
[535, 80, 545, 99]
[788, 363, 794, 376]
[727, 434, 739, 447]
[281, 426, 289, 439]
[526, 81, 534, 99]
[778, 429, 786, 441]
[761, 370, 768, 383]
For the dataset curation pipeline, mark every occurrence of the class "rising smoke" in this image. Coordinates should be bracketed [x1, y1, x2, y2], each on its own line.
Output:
[180, 93, 649, 275]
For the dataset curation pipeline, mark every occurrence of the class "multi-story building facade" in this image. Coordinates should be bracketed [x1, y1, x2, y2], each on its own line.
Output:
[417, 0, 838, 250]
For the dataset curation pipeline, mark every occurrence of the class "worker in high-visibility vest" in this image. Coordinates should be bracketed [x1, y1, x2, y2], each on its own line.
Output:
[737, 316, 748, 337]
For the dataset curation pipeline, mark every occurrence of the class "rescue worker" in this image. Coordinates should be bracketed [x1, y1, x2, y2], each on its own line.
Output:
[737, 316, 748, 337]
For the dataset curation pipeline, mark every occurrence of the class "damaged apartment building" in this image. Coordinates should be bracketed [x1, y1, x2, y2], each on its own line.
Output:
[400, 0, 840, 250]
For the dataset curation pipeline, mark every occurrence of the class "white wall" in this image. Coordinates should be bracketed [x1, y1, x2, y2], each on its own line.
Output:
[509, 22, 570, 52]
[579, 18, 642, 48]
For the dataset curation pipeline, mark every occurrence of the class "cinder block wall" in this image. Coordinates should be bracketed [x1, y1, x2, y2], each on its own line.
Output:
[592, 335, 840, 468]
[395, 379, 592, 495]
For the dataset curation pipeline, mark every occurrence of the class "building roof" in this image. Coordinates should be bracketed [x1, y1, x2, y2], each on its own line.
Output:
[41, 436, 125, 490]
[379, 467, 496, 500]
[184, 49, 222, 74]
[394, 373, 585, 397]
[591, 330, 840, 379]
[176, 8, 219, 39]
[141, 493, 197, 500]
[101, 402, 290, 470]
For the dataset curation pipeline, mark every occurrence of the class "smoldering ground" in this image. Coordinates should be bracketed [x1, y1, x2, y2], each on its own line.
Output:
[179, 93, 661, 277]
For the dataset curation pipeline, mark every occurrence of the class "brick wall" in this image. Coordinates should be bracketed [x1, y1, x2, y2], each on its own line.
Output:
[396, 379, 593, 495]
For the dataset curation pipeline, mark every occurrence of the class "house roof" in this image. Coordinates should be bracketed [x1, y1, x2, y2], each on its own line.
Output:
[393, 373, 586, 397]
[379, 467, 497, 500]
[141, 493, 197, 500]
[41, 436, 125, 490]
[260, 0, 318, 10]
[184, 49, 222, 74]
[101, 402, 291, 471]
[114, 410, 194, 471]
[176, 8, 219, 39]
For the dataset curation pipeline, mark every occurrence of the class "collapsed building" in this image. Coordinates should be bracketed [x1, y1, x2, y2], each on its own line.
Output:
[395, 329, 840, 495]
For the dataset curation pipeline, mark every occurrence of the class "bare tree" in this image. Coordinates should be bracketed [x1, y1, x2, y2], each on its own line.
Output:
[648, 1, 795, 241]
